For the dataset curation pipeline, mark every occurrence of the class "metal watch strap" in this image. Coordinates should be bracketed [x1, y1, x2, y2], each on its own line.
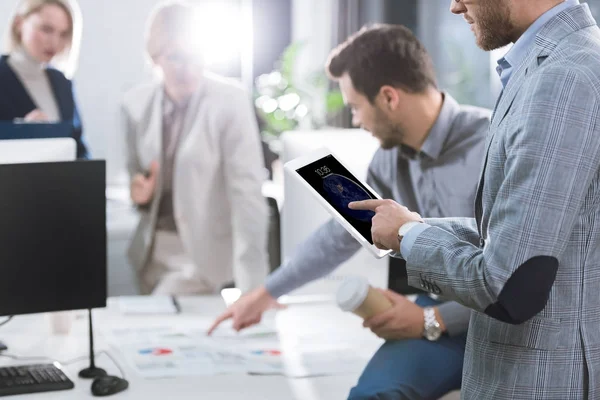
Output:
[423, 307, 442, 341]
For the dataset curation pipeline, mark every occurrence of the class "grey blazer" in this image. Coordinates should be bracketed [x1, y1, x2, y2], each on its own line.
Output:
[403, 5, 600, 399]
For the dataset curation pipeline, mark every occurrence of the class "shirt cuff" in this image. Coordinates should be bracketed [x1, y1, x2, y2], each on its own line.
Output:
[400, 223, 431, 259]
[436, 301, 471, 337]
[263, 260, 290, 299]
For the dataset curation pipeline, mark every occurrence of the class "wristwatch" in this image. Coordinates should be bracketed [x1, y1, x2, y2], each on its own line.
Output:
[423, 307, 442, 341]
[398, 221, 422, 241]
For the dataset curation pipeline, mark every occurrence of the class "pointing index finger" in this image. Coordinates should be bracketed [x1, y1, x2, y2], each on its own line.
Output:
[348, 199, 385, 211]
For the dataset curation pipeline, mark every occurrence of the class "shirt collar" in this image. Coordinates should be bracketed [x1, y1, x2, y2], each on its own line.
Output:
[399, 93, 460, 161]
[498, 0, 579, 82]
[9, 47, 46, 77]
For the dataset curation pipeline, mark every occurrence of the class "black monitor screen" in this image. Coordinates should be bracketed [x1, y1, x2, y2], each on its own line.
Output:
[0, 160, 106, 316]
[296, 154, 376, 244]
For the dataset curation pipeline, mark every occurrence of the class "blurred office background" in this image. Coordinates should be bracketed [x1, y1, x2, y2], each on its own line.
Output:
[2, 0, 598, 296]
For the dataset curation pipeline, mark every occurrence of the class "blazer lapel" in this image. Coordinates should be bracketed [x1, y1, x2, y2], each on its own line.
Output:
[177, 83, 206, 146]
[490, 51, 536, 130]
[0, 56, 37, 117]
[45, 70, 69, 120]
[475, 50, 537, 237]
[140, 87, 163, 169]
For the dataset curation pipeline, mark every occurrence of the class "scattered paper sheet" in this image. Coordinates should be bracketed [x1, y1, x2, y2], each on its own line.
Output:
[104, 325, 368, 379]
[207, 320, 277, 339]
[119, 342, 249, 377]
[117, 296, 180, 315]
[246, 348, 368, 378]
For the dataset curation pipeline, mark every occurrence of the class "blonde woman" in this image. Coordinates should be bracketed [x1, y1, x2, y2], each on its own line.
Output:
[123, 1, 269, 296]
[0, 0, 88, 158]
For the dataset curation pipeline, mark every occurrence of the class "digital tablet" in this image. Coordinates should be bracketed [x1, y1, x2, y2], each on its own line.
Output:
[284, 147, 392, 259]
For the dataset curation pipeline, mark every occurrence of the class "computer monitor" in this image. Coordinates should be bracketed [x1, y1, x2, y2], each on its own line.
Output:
[0, 138, 76, 164]
[280, 129, 388, 296]
[0, 160, 106, 316]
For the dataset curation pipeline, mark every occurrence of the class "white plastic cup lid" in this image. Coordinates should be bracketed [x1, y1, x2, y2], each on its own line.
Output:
[336, 275, 370, 312]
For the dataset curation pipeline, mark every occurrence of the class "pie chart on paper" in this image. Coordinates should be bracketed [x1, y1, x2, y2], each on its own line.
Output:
[251, 349, 281, 356]
[138, 347, 173, 356]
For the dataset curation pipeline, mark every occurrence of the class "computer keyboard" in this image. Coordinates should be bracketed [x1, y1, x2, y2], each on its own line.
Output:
[0, 363, 74, 396]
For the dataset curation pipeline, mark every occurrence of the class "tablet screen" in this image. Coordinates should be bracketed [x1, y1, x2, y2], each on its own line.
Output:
[296, 154, 376, 244]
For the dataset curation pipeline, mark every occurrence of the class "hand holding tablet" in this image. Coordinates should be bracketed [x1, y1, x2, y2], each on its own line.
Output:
[284, 147, 392, 259]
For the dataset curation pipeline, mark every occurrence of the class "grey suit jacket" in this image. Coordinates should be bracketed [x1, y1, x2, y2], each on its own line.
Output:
[403, 5, 600, 398]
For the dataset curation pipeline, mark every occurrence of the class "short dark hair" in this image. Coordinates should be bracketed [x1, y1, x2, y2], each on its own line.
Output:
[326, 24, 437, 103]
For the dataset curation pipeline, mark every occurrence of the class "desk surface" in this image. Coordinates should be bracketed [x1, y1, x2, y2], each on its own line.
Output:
[0, 297, 383, 400]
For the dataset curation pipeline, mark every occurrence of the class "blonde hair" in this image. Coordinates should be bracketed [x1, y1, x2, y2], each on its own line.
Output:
[4, 0, 83, 78]
[145, 1, 195, 61]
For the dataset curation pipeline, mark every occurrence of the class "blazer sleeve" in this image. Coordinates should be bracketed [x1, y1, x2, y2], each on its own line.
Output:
[421, 217, 480, 247]
[404, 67, 600, 324]
[220, 88, 269, 293]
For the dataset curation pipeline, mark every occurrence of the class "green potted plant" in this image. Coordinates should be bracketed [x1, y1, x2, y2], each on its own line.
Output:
[254, 42, 345, 154]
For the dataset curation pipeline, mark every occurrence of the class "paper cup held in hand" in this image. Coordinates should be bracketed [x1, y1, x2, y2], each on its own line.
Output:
[336, 276, 392, 319]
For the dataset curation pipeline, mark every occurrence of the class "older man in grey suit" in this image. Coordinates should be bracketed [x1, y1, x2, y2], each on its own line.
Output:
[353, 1, 600, 398]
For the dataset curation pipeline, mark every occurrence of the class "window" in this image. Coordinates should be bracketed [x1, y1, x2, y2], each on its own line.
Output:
[417, 2, 496, 109]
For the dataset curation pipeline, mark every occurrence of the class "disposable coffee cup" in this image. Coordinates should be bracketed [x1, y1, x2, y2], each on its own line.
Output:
[46, 311, 73, 335]
[336, 276, 392, 319]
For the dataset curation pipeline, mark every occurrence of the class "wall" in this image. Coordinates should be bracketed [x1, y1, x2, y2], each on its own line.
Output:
[417, 1, 494, 108]
[290, 0, 334, 85]
[252, 0, 291, 79]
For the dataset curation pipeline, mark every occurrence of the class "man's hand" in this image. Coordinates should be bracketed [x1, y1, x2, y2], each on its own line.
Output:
[349, 199, 422, 251]
[23, 109, 50, 122]
[207, 286, 285, 335]
[130, 161, 159, 206]
[363, 290, 444, 340]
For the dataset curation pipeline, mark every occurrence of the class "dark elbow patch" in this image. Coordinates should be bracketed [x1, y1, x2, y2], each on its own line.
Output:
[484, 256, 558, 324]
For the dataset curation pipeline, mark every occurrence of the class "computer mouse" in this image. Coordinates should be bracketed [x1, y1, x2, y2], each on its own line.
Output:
[91, 375, 129, 397]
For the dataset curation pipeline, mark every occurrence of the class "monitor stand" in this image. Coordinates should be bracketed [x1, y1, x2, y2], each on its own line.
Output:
[0, 340, 7, 352]
[78, 309, 106, 379]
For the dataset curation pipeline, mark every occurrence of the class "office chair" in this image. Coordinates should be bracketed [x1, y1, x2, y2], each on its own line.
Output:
[266, 195, 281, 273]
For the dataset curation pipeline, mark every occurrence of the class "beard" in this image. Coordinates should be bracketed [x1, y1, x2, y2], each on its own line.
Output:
[372, 108, 404, 150]
[474, 0, 515, 51]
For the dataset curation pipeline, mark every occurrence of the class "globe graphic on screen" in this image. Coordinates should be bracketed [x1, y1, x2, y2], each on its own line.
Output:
[322, 174, 375, 222]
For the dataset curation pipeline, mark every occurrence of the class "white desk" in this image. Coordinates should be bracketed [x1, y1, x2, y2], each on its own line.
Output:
[0, 297, 384, 400]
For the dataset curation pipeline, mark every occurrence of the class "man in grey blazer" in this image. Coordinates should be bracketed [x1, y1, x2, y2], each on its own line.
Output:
[352, 1, 600, 398]
[210, 24, 491, 399]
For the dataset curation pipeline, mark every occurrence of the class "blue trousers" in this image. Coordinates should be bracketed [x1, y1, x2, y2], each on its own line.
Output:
[347, 295, 467, 400]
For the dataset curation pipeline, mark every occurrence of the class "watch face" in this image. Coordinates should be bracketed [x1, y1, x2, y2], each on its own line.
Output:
[425, 327, 442, 341]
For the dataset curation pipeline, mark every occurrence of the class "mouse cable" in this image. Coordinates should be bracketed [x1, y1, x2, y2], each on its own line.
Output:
[0, 316, 13, 328]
